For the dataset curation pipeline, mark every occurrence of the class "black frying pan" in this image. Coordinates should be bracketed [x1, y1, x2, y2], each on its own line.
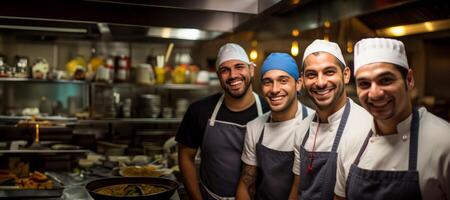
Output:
[85, 177, 179, 200]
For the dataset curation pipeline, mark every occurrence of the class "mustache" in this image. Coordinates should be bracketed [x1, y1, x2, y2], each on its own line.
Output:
[311, 86, 335, 92]
[226, 77, 244, 84]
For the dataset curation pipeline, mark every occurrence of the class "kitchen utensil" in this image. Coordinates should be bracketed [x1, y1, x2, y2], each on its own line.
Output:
[85, 177, 178, 200]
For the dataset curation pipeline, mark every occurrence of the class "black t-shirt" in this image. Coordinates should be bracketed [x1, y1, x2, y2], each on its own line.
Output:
[175, 92, 269, 149]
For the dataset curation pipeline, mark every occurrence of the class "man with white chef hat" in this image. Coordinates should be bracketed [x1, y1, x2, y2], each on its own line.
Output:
[236, 52, 314, 200]
[334, 38, 450, 200]
[177, 43, 269, 200]
[289, 39, 373, 200]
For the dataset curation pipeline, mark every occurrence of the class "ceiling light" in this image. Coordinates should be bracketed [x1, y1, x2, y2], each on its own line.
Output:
[376, 19, 450, 37]
[147, 26, 222, 40]
[97, 23, 110, 34]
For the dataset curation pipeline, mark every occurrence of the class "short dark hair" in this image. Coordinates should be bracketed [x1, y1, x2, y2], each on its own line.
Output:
[301, 52, 345, 73]
[394, 64, 409, 88]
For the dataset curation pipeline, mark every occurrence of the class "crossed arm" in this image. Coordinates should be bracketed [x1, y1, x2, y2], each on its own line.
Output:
[236, 164, 258, 200]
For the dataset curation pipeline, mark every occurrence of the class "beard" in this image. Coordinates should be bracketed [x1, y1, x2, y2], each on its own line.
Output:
[309, 80, 345, 111]
[222, 76, 253, 99]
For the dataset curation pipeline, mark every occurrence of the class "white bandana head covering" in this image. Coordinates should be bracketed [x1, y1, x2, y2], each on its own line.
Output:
[215, 43, 252, 69]
[302, 39, 346, 66]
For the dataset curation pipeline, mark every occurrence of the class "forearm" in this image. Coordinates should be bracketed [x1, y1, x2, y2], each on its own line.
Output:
[236, 164, 257, 200]
[288, 175, 300, 200]
[178, 145, 202, 200]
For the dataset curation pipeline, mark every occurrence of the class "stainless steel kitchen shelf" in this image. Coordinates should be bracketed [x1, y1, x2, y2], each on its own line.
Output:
[77, 118, 182, 124]
[0, 149, 90, 156]
[0, 77, 86, 84]
[92, 82, 220, 90]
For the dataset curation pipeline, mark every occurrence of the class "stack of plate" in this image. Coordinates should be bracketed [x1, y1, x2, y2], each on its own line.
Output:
[139, 94, 161, 118]
[175, 98, 189, 118]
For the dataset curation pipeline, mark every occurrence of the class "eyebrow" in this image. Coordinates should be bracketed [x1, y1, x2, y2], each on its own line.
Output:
[356, 71, 396, 81]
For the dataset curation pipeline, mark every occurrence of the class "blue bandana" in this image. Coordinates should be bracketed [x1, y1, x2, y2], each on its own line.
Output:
[261, 53, 299, 80]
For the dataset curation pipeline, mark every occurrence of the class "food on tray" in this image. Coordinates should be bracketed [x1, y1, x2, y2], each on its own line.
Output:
[119, 165, 162, 177]
[94, 184, 167, 196]
[15, 171, 53, 189]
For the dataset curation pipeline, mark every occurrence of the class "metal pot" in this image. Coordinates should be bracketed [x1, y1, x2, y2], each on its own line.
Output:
[85, 177, 179, 200]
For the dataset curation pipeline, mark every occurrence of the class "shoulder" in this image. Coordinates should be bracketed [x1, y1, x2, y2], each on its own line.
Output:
[188, 92, 222, 112]
[247, 112, 271, 128]
[419, 107, 450, 143]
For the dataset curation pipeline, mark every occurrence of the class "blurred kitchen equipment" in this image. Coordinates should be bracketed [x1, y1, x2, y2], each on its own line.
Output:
[0, 55, 10, 77]
[85, 177, 179, 200]
[39, 96, 53, 116]
[139, 94, 160, 118]
[196, 70, 209, 84]
[97, 141, 128, 156]
[136, 64, 155, 85]
[95, 65, 112, 83]
[122, 98, 132, 118]
[31, 58, 49, 79]
[142, 142, 163, 160]
[175, 98, 189, 118]
[14, 56, 29, 78]
[115, 54, 130, 82]
[162, 107, 172, 118]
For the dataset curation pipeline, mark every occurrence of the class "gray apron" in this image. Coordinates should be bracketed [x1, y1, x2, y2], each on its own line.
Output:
[346, 108, 421, 200]
[255, 103, 308, 200]
[298, 100, 350, 200]
[200, 92, 263, 199]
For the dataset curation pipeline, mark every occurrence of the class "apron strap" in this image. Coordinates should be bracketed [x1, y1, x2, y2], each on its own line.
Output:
[210, 92, 263, 127]
[257, 115, 271, 144]
[409, 108, 420, 170]
[209, 94, 225, 126]
[331, 99, 351, 152]
[353, 130, 373, 166]
[301, 103, 308, 120]
[253, 92, 263, 117]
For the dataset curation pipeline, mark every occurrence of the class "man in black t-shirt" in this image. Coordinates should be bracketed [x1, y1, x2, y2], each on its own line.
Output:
[176, 43, 268, 200]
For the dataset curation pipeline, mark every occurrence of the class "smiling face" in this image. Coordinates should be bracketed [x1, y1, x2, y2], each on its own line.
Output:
[217, 60, 254, 99]
[261, 69, 301, 118]
[302, 52, 350, 113]
[355, 62, 413, 122]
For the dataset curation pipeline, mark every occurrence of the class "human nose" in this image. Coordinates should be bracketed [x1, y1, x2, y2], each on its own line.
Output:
[230, 68, 239, 78]
[271, 81, 281, 94]
[316, 73, 327, 88]
[368, 83, 384, 99]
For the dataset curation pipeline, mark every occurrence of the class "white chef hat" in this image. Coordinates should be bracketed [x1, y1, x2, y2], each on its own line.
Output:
[354, 38, 408, 75]
[215, 43, 251, 69]
[302, 39, 346, 66]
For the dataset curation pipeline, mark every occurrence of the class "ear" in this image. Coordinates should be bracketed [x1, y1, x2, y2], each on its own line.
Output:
[249, 62, 255, 78]
[343, 66, 351, 84]
[406, 69, 415, 90]
[296, 77, 303, 92]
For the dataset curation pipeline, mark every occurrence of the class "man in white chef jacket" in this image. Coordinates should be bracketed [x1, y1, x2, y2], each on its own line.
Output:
[334, 38, 450, 200]
[237, 53, 314, 200]
[289, 39, 373, 200]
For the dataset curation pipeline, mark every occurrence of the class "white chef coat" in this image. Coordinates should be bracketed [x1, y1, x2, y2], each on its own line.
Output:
[241, 101, 314, 166]
[292, 99, 373, 175]
[335, 107, 450, 200]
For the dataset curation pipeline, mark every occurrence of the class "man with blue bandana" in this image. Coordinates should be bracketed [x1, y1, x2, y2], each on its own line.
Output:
[237, 53, 314, 200]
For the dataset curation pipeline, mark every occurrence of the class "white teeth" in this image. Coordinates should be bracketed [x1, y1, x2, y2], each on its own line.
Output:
[314, 89, 331, 95]
[270, 96, 283, 101]
[230, 80, 242, 86]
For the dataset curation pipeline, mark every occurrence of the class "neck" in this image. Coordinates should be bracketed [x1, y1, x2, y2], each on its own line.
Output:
[374, 103, 413, 136]
[223, 90, 255, 112]
[271, 101, 298, 122]
[316, 95, 347, 123]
